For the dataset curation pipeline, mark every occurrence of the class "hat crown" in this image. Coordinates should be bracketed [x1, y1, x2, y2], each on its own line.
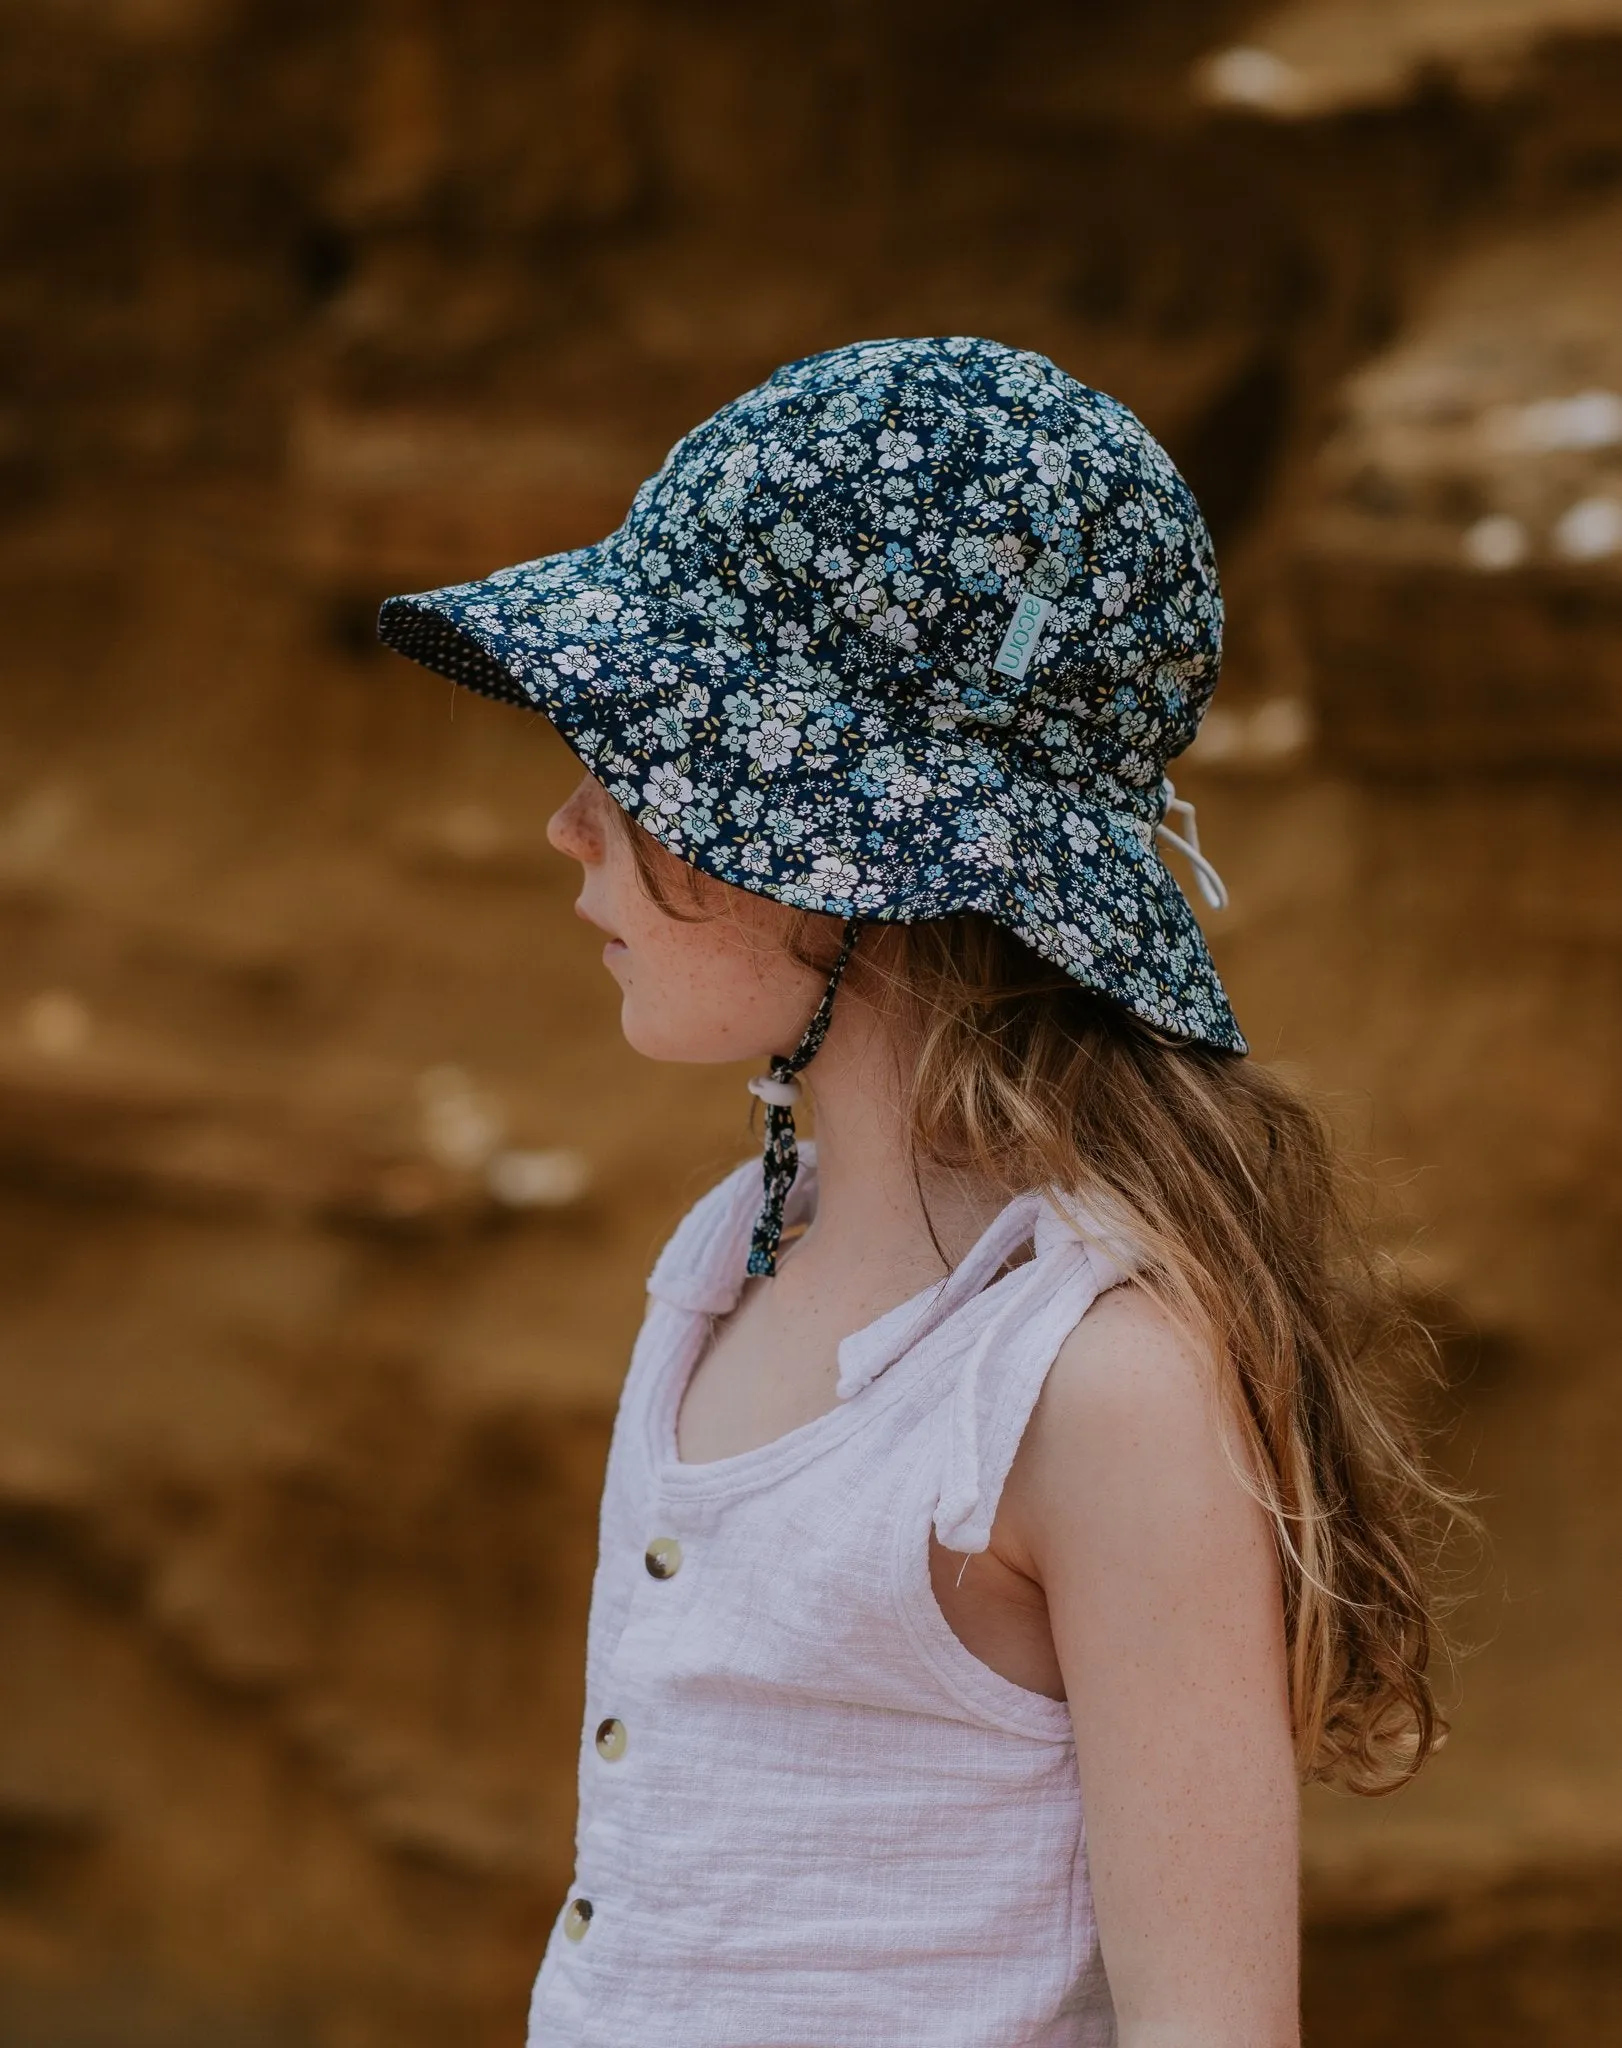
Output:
[608, 336, 1221, 820]
[378, 335, 1245, 1054]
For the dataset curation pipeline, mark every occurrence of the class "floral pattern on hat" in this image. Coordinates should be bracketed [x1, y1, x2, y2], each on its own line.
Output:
[379, 336, 1244, 1052]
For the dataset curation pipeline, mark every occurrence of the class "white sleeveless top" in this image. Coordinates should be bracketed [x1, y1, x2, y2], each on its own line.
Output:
[528, 1150, 1130, 2048]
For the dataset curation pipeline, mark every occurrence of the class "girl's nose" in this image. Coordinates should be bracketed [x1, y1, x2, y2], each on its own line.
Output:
[547, 775, 606, 863]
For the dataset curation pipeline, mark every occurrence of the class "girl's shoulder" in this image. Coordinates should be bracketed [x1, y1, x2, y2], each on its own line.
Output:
[1044, 1282, 1221, 1436]
[995, 1281, 1240, 1575]
[645, 1156, 763, 1308]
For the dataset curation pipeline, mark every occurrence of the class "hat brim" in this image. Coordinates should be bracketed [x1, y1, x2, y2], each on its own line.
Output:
[379, 546, 1246, 1055]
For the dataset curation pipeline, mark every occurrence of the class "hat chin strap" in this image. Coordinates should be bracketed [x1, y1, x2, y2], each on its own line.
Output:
[745, 916, 863, 1278]
[1156, 783, 1230, 912]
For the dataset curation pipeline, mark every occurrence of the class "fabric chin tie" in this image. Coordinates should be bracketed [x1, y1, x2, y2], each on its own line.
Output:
[745, 917, 862, 1278]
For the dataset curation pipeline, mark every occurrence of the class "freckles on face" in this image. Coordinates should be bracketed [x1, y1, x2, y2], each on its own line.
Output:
[545, 773, 830, 1065]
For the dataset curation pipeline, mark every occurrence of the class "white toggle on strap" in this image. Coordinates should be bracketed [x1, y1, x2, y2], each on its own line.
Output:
[1156, 782, 1230, 912]
[748, 1073, 803, 1108]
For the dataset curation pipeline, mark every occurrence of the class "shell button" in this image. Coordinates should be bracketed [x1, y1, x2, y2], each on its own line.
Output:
[594, 1716, 628, 1762]
[644, 1536, 683, 1580]
[563, 1897, 593, 1943]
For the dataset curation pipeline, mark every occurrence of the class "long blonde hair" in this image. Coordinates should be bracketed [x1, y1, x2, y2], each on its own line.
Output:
[624, 816, 1461, 1793]
[876, 913, 1461, 1794]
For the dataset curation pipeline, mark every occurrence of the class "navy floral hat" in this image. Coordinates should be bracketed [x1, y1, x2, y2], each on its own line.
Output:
[378, 336, 1243, 1056]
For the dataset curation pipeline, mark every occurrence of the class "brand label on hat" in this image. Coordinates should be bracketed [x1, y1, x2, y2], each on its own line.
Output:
[992, 594, 1053, 680]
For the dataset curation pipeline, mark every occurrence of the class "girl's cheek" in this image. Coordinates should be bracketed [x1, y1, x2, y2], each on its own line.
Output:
[614, 921, 808, 1065]
[615, 925, 740, 1058]
[593, 840, 650, 938]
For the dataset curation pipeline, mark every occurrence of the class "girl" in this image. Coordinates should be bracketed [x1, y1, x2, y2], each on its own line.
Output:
[380, 338, 1451, 2048]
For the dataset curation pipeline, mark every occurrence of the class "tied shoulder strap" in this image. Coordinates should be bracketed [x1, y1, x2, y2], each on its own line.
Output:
[935, 1203, 1133, 1553]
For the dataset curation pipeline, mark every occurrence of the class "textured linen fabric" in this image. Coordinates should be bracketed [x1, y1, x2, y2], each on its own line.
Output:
[378, 336, 1243, 1053]
[529, 1151, 1129, 2048]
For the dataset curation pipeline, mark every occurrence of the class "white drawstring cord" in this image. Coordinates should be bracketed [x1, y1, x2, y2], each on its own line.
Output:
[1156, 783, 1229, 912]
[747, 1074, 802, 1108]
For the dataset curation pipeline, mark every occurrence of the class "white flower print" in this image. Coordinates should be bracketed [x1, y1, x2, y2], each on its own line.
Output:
[705, 484, 747, 527]
[721, 689, 761, 731]
[777, 621, 811, 653]
[746, 717, 802, 771]
[810, 853, 861, 896]
[949, 532, 992, 580]
[1053, 921, 1097, 970]
[684, 803, 720, 845]
[876, 428, 924, 470]
[774, 651, 820, 687]
[868, 605, 919, 652]
[986, 532, 1027, 582]
[769, 519, 815, 568]
[720, 441, 759, 485]
[1063, 810, 1102, 860]
[839, 577, 885, 621]
[756, 662, 804, 706]
[979, 810, 1016, 858]
[1093, 570, 1132, 617]
[643, 763, 694, 817]
[1030, 434, 1070, 488]
[551, 645, 599, 678]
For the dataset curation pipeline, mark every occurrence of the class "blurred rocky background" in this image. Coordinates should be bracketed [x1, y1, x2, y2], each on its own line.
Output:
[1, 1, 1620, 2042]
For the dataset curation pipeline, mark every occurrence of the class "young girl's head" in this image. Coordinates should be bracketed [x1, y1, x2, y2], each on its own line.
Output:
[383, 336, 1459, 1795]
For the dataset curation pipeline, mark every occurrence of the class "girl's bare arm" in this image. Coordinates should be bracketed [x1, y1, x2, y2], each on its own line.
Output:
[999, 1285, 1302, 2048]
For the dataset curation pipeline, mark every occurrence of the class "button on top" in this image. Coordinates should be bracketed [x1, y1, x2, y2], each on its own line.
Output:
[563, 1897, 593, 1943]
[644, 1536, 683, 1580]
[594, 1716, 627, 1762]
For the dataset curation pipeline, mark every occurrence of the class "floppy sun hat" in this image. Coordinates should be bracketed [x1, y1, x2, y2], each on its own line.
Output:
[379, 335, 1243, 1272]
